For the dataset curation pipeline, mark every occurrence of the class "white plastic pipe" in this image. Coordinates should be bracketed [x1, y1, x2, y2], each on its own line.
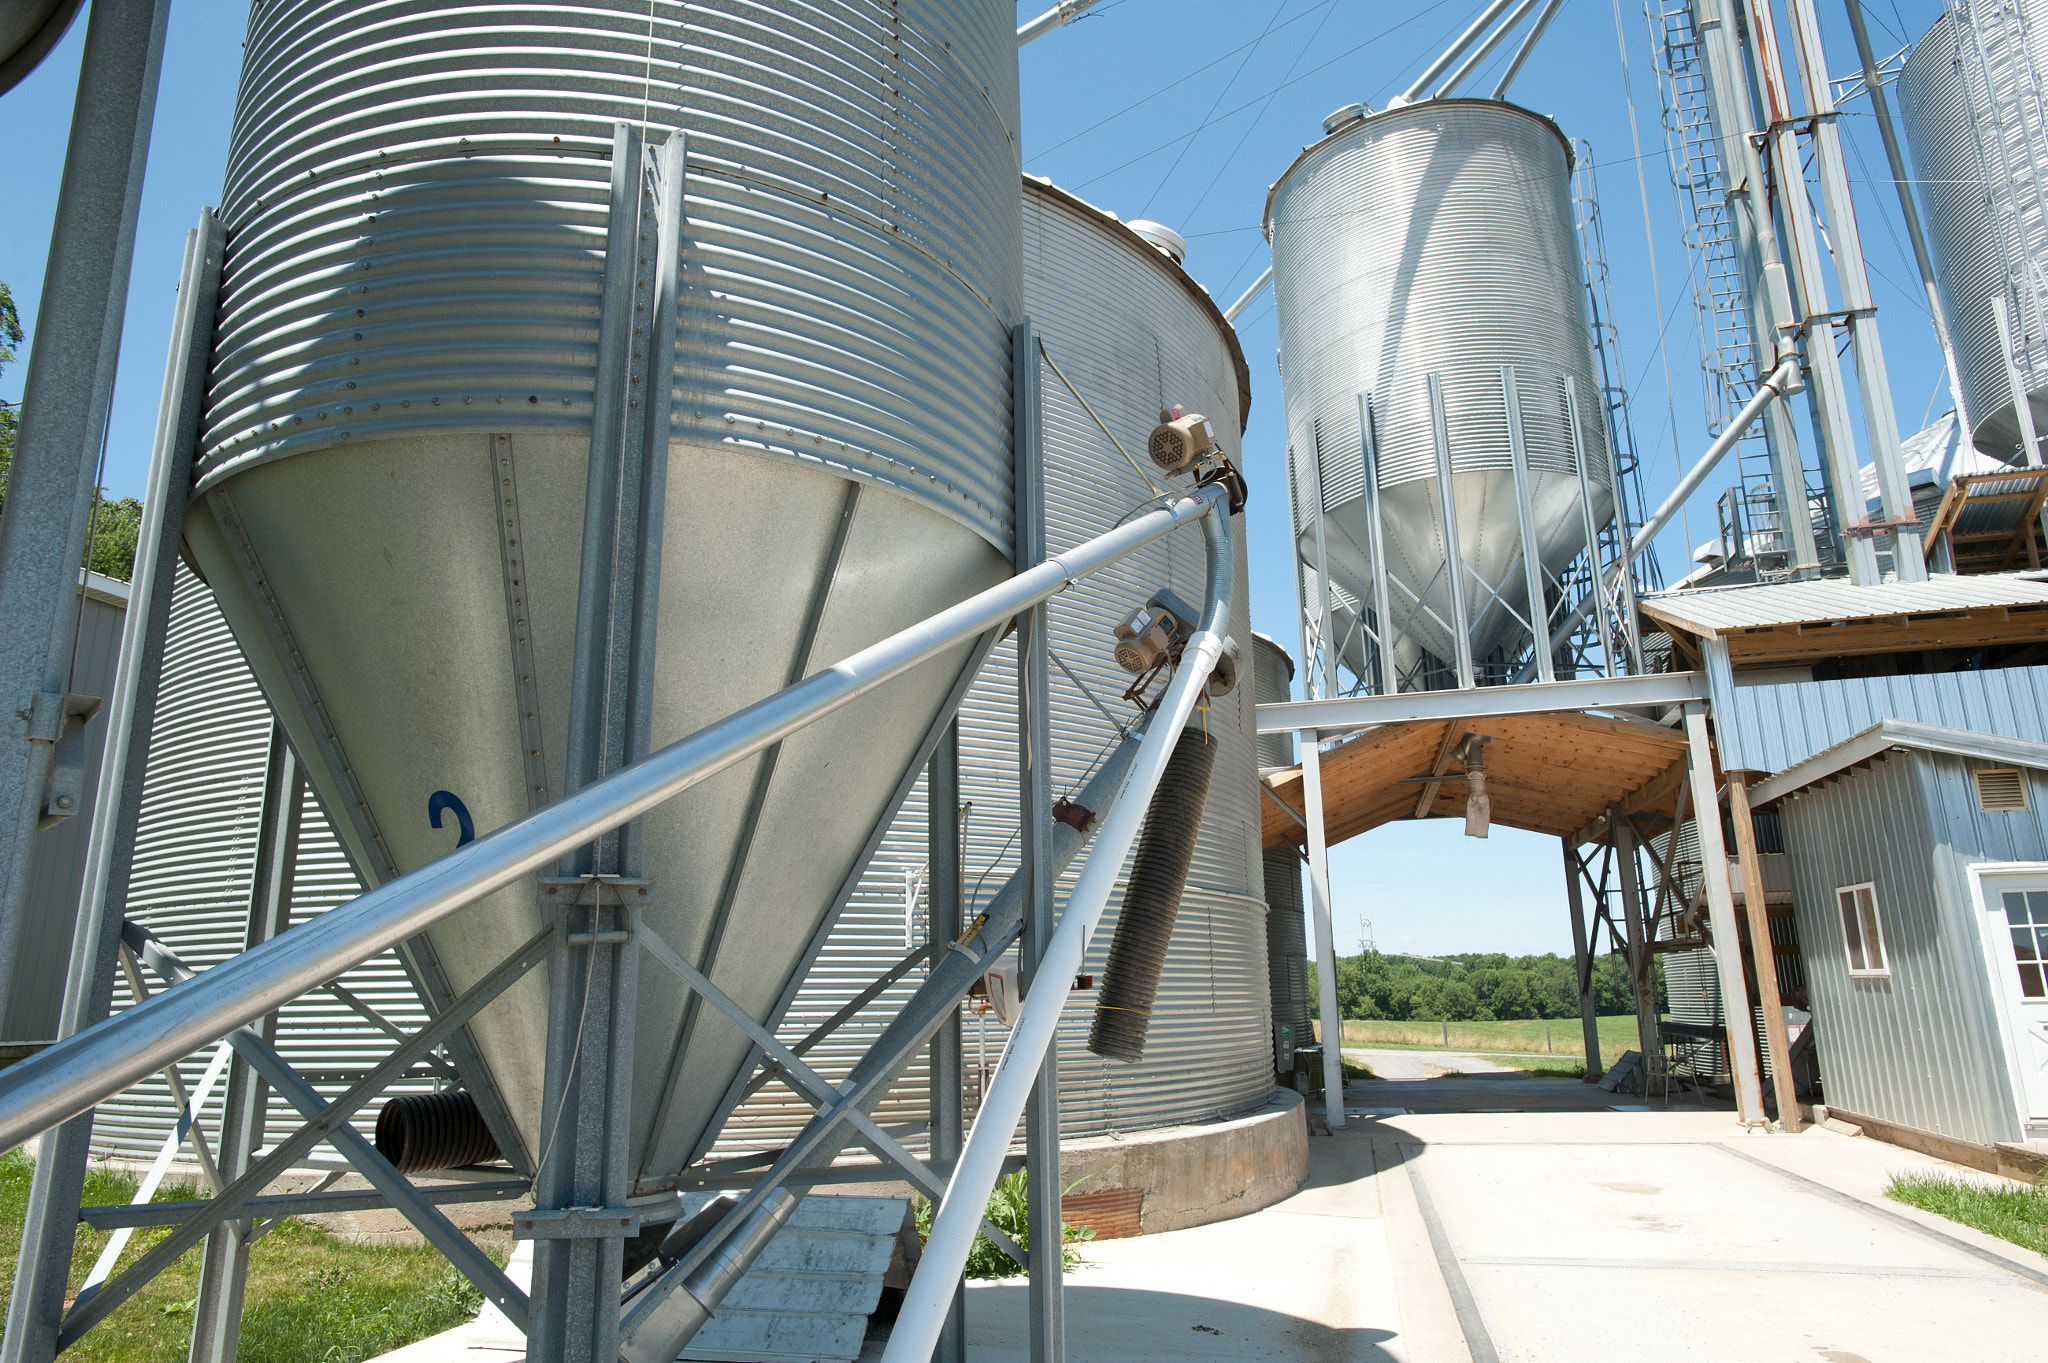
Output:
[883, 504, 1232, 1363]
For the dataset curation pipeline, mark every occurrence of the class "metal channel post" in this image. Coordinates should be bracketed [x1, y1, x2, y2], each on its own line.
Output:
[0, 0, 171, 1032]
[1299, 730, 1345, 1124]
[1561, 841, 1603, 1079]
[1306, 435, 1338, 700]
[1, 211, 221, 1363]
[1012, 318, 1064, 1363]
[1357, 393, 1397, 695]
[1610, 805, 1660, 1090]
[927, 723, 967, 1363]
[528, 123, 682, 1363]
[189, 730, 303, 1363]
[1727, 775, 1799, 1131]
[1680, 702, 1765, 1123]
[1427, 376, 1476, 688]
[1502, 369, 1555, 683]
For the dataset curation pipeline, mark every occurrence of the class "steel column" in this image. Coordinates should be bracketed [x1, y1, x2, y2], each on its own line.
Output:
[0, 0, 171, 1030]
[1357, 393, 1397, 695]
[1427, 375, 1475, 687]
[1562, 842, 1603, 1079]
[1012, 317, 1063, 1363]
[1, 210, 221, 1363]
[1681, 702, 1765, 1123]
[1300, 731, 1346, 1124]
[1502, 368, 1555, 683]
[927, 723, 967, 1363]
[189, 729, 303, 1363]
[1610, 805, 1660, 1090]
[1727, 775, 1800, 1131]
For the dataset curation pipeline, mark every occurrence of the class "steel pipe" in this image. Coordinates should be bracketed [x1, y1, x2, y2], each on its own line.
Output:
[884, 501, 1233, 1363]
[0, 485, 1229, 1154]
[1223, 266, 1273, 323]
[1018, 0, 1104, 46]
[1398, 0, 1518, 104]
[1436, 0, 1545, 98]
[1490, 0, 1565, 100]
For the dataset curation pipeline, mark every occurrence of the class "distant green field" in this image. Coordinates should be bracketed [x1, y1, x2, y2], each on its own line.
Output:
[1323, 1016, 1646, 1057]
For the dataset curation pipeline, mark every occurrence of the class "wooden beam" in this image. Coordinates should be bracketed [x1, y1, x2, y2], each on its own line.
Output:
[1413, 724, 1466, 821]
[1729, 775, 1801, 1133]
[1571, 756, 1688, 847]
[1721, 606, 2048, 664]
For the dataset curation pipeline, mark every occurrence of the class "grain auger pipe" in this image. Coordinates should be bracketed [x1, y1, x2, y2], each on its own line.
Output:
[0, 483, 1231, 1155]
[881, 484, 1234, 1363]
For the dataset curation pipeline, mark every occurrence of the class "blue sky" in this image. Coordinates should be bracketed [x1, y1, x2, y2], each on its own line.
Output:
[0, 0, 1956, 956]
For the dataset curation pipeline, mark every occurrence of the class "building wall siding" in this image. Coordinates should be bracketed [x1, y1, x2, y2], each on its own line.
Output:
[1720, 665, 2048, 773]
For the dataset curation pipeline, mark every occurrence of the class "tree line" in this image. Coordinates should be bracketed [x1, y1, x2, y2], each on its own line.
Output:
[1314, 949, 1668, 1022]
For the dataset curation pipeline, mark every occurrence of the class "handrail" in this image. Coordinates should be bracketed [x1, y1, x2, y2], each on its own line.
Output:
[0, 484, 1229, 1153]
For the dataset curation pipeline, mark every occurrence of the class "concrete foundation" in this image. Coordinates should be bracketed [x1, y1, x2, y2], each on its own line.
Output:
[1058, 1088, 1308, 1236]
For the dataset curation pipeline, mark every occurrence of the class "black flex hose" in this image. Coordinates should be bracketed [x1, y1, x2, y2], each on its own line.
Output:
[373, 1089, 504, 1173]
[1088, 725, 1217, 1062]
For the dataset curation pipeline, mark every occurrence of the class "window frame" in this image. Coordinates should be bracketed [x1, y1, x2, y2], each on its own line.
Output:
[1836, 881, 1891, 978]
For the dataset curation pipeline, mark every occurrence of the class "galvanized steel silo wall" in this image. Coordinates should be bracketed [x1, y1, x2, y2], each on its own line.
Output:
[1903, 6, 2048, 460]
[716, 178, 1270, 1152]
[1266, 100, 1611, 683]
[1251, 634, 1310, 1059]
[181, 1, 1023, 1185]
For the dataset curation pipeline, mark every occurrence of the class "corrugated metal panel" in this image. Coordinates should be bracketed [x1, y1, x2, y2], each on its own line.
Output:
[1641, 571, 2048, 636]
[1779, 748, 2029, 1146]
[715, 179, 1271, 1152]
[1902, 7, 2048, 457]
[1721, 663, 2048, 772]
[1266, 99, 1611, 675]
[5, 578, 129, 1044]
[89, 566, 437, 1167]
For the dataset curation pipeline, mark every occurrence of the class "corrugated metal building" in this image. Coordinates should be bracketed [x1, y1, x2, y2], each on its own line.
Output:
[1756, 722, 2048, 1148]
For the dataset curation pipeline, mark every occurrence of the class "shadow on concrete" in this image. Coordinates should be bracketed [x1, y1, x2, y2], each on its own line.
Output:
[944, 1284, 1401, 1361]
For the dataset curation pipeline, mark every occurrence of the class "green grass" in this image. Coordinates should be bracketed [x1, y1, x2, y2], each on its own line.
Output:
[0, 1148, 501, 1361]
[1886, 1171, 2048, 1258]
[1463, 1056, 1590, 1080]
[1327, 1016, 1643, 1057]
[913, 1170, 1093, 1281]
[1342, 1060, 1376, 1081]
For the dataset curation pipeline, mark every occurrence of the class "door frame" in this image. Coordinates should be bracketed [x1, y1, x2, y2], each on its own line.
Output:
[1967, 861, 2048, 1135]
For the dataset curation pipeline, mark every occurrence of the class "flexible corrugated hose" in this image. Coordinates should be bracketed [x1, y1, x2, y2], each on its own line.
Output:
[373, 1089, 504, 1173]
[1088, 725, 1217, 1062]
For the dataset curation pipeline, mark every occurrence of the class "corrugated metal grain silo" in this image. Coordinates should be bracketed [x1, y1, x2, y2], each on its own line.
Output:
[1902, 4, 2048, 461]
[177, 1, 1024, 1188]
[1251, 633, 1309, 1063]
[1267, 99, 1612, 689]
[719, 176, 1272, 1151]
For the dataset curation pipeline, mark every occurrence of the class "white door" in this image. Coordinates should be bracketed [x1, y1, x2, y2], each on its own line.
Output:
[1982, 874, 2048, 1123]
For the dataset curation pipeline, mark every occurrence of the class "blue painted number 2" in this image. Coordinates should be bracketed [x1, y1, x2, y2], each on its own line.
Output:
[428, 790, 476, 847]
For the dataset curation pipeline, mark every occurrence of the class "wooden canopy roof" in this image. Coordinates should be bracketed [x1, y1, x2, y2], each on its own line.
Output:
[1261, 710, 1691, 852]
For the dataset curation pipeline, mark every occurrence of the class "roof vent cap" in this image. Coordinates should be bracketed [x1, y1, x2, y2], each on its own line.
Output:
[1322, 103, 1367, 134]
[1976, 766, 2030, 812]
[1125, 220, 1186, 264]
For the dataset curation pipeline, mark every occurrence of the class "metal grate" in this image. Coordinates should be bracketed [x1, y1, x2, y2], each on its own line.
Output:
[1975, 765, 2032, 811]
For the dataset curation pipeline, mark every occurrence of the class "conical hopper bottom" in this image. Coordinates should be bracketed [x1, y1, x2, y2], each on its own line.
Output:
[184, 432, 1007, 1192]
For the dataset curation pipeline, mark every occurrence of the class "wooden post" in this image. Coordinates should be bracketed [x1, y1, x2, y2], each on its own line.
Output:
[1681, 702, 1766, 1124]
[1562, 839, 1603, 1080]
[1728, 776, 1801, 1133]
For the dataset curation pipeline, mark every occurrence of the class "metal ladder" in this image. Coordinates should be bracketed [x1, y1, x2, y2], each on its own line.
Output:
[1955, 0, 2048, 381]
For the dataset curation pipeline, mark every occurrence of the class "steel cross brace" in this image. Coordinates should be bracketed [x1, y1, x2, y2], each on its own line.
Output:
[54, 923, 555, 1347]
[738, 940, 937, 1104]
[632, 921, 1028, 1267]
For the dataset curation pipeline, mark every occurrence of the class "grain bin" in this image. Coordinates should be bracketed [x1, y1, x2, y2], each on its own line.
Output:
[1267, 99, 1612, 689]
[179, 1, 1023, 1191]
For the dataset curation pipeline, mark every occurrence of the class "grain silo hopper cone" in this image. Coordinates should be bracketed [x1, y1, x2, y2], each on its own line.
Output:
[1088, 725, 1218, 1062]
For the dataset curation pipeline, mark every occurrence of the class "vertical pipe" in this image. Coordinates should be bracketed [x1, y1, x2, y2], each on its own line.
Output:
[1427, 375, 1475, 687]
[1611, 805, 1660, 1090]
[189, 731, 302, 1363]
[1011, 319, 1062, 1363]
[926, 724, 966, 1363]
[1300, 731, 1345, 1125]
[1503, 368, 1555, 683]
[1563, 841, 1603, 1079]
[1357, 393, 1397, 696]
[1728, 776, 1800, 1132]
[0, 0, 171, 1032]
[1681, 702, 1766, 1124]
[1, 211, 221, 1363]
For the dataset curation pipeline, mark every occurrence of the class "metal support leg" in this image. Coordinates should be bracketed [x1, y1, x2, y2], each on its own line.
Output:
[1682, 702, 1766, 1124]
[0, 0, 170, 1033]
[1427, 375, 1475, 687]
[1562, 841, 1602, 1080]
[1357, 393, 1397, 696]
[189, 729, 303, 1363]
[1012, 317, 1062, 1363]
[927, 723, 967, 1363]
[1503, 368, 1554, 683]
[1301, 729, 1345, 1125]
[2, 209, 221, 1363]
[1728, 776, 1799, 1132]
[1611, 805, 1659, 1093]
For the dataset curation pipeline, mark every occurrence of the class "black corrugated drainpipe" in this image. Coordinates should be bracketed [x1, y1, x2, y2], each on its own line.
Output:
[373, 1089, 505, 1173]
[1087, 724, 1217, 1062]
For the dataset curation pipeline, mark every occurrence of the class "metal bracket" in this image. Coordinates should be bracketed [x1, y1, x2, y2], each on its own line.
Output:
[512, 1206, 646, 1240]
[30, 690, 102, 828]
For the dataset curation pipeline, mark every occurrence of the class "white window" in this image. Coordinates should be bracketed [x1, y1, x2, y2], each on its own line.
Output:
[1837, 883, 1889, 977]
